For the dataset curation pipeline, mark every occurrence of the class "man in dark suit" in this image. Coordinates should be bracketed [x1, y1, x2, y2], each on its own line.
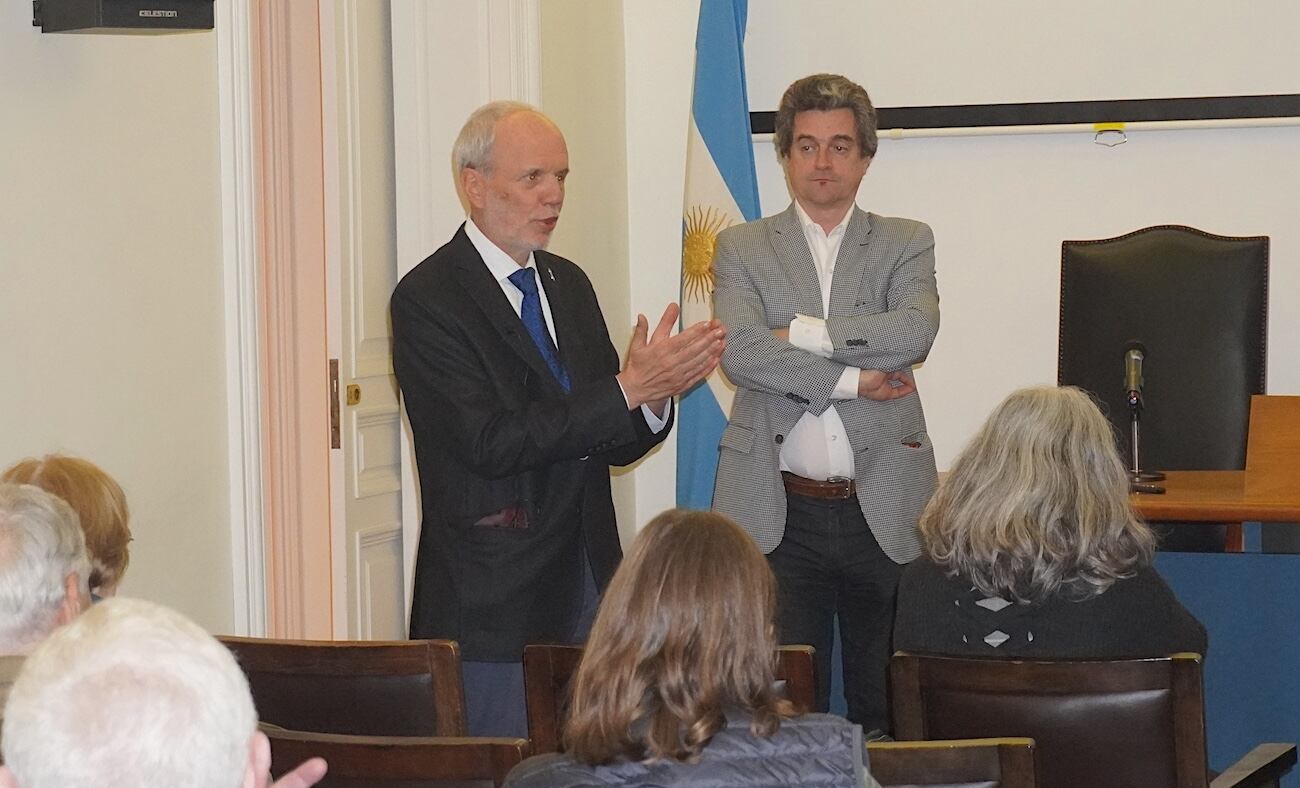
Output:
[391, 102, 724, 737]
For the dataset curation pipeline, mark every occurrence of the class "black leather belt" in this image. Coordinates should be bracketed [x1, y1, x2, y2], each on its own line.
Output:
[782, 471, 856, 500]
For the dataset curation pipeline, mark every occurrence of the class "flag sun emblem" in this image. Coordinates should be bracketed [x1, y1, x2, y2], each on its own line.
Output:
[681, 205, 730, 301]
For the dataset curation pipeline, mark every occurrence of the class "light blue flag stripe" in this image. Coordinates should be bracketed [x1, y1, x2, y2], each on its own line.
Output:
[677, 0, 761, 510]
[692, 0, 760, 224]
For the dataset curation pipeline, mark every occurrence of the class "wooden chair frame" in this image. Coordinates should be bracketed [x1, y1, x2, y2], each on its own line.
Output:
[891, 652, 1295, 788]
[262, 724, 528, 787]
[867, 737, 1038, 788]
[220, 636, 467, 736]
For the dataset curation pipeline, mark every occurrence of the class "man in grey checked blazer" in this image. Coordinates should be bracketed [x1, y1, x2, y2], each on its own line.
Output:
[712, 74, 939, 733]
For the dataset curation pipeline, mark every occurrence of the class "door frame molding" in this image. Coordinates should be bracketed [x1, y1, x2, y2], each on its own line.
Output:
[219, 0, 335, 638]
[216, 0, 266, 636]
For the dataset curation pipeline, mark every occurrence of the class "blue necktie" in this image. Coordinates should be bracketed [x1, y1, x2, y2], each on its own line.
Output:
[508, 267, 571, 391]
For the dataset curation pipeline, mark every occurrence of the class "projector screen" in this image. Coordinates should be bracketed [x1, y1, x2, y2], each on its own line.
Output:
[744, 0, 1300, 111]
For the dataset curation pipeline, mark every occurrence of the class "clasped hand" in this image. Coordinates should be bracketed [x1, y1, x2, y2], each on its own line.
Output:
[617, 303, 726, 413]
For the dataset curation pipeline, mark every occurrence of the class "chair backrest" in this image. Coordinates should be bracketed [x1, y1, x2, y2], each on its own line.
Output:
[220, 636, 466, 736]
[521, 643, 818, 754]
[262, 725, 528, 788]
[891, 652, 1208, 788]
[1059, 225, 1268, 471]
[1246, 395, 1300, 475]
[867, 738, 1038, 788]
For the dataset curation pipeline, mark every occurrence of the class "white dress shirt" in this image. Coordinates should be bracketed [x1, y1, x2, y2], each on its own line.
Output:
[464, 218, 669, 431]
[777, 202, 862, 480]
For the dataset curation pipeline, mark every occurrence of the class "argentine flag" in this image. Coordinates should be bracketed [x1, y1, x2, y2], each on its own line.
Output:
[677, 0, 761, 509]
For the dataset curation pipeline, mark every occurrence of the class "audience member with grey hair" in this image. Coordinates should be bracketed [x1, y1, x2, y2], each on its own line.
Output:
[0, 482, 92, 734]
[894, 386, 1206, 658]
[0, 598, 327, 788]
[0, 483, 91, 654]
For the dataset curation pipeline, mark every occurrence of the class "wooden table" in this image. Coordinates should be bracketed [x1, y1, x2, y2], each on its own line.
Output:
[1130, 470, 1300, 523]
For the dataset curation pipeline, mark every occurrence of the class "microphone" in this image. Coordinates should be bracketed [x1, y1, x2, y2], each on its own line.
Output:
[1123, 340, 1146, 408]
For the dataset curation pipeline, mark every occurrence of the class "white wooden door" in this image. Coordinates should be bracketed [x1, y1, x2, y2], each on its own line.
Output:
[324, 0, 406, 640]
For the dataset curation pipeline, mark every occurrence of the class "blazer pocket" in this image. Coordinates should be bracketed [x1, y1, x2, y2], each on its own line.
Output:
[454, 476, 532, 534]
[719, 423, 755, 455]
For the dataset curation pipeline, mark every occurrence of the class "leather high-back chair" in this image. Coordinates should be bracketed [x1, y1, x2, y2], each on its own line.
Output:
[263, 725, 528, 788]
[1059, 226, 1268, 473]
[867, 738, 1038, 788]
[891, 652, 1296, 788]
[521, 643, 817, 754]
[220, 636, 467, 736]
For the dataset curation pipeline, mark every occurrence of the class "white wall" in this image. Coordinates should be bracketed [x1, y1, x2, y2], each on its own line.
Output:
[620, 1, 698, 527]
[746, 0, 1300, 107]
[539, 0, 639, 542]
[752, 125, 1300, 468]
[0, 6, 234, 632]
[405, 1, 1300, 536]
[538, 0, 699, 535]
[612, 0, 1300, 485]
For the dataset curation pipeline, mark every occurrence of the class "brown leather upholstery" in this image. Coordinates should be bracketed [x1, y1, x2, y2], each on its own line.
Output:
[220, 637, 466, 737]
[891, 652, 1296, 788]
[521, 643, 817, 754]
[867, 738, 1038, 788]
[1059, 226, 1268, 472]
[262, 724, 528, 788]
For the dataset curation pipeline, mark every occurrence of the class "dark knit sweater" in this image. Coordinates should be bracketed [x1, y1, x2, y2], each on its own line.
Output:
[894, 556, 1207, 658]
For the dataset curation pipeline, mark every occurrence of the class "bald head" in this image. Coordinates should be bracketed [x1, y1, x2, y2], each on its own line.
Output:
[455, 102, 569, 263]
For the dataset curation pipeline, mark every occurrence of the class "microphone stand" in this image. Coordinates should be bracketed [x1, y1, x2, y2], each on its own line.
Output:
[1127, 388, 1166, 493]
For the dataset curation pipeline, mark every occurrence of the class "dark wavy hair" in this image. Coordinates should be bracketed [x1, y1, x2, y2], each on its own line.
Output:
[774, 73, 878, 159]
[563, 509, 795, 764]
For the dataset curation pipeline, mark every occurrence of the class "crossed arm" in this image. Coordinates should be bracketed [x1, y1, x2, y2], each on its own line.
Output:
[713, 222, 937, 410]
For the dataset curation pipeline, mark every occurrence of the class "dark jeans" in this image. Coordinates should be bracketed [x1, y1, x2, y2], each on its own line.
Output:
[768, 491, 902, 733]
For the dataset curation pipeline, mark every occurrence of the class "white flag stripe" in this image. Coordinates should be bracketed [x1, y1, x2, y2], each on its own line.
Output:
[682, 118, 742, 413]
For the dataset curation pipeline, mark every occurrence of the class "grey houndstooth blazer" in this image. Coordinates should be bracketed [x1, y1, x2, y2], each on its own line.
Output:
[711, 204, 939, 564]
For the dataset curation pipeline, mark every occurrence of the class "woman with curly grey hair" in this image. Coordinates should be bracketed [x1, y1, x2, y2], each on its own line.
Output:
[894, 386, 1205, 657]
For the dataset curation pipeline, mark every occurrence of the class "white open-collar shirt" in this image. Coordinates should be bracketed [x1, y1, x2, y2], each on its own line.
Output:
[778, 201, 862, 481]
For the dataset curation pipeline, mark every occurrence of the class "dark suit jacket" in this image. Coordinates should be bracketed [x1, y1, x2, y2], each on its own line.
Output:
[391, 226, 669, 661]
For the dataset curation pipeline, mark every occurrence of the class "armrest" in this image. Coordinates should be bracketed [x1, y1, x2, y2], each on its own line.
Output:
[1210, 743, 1297, 788]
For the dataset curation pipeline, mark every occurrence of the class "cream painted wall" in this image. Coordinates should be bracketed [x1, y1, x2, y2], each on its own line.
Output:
[752, 125, 1300, 469]
[610, 0, 1300, 489]
[0, 7, 234, 632]
[619, 1, 698, 528]
[538, 0, 641, 543]
[540, 0, 701, 538]
[412, 1, 1300, 541]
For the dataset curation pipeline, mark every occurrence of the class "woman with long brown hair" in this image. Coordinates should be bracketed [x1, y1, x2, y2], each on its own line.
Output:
[505, 508, 874, 786]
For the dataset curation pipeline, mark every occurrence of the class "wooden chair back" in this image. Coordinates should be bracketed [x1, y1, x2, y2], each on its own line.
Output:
[1246, 395, 1300, 476]
[262, 725, 527, 787]
[868, 738, 1038, 788]
[891, 652, 1206, 788]
[522, 643, 817, 753]
[220, 636, 466, 736]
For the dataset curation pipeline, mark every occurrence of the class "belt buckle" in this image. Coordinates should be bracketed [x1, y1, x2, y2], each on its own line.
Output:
[825, 475, 852, 499]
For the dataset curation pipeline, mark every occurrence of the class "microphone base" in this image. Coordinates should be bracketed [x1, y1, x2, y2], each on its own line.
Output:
[1130, 481, 1167, 495]
[1129, 469, 1167, 483]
